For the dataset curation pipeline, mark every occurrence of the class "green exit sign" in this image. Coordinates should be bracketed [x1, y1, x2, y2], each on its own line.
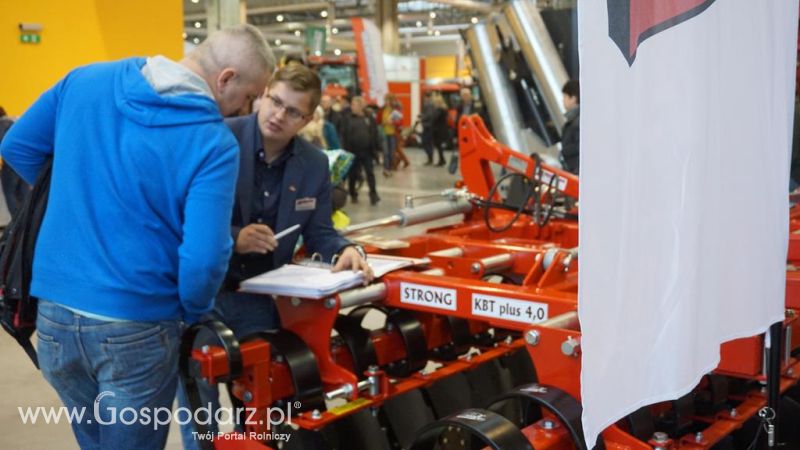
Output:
[20, 33, 41, 44]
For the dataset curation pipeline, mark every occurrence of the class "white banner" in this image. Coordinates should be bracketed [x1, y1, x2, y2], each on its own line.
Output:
[352, 18, 389, 105]
[578, 1, 797, 448]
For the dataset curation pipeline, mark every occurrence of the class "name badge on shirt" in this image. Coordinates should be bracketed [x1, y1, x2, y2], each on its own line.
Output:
[295, 197, 316, 211]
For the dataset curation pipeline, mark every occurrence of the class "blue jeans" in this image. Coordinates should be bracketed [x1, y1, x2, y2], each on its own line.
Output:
[178, 291, 279, 449]
[36, 301, 182, 450]
[383, 134, 396, 170]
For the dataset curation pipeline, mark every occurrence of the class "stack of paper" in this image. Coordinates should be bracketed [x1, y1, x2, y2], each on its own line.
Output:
[367, 254, 429, 277]
[239, 254, 429, 298]
[240, 265, 364, 298]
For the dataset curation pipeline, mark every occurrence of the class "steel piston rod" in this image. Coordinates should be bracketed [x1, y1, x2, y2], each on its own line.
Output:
[539, 311, 579, 330]
[337, 267, 450, 309]
[343, 198, 473, 235]
[471, 253, 513, 273]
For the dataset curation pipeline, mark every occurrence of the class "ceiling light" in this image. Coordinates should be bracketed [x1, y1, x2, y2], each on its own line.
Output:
[434, 30, 440, 36]
[276, 14, 284, 22]
[416, 21, 423, 28]
[193, 37, 200, 44]
[194, 21, 202, 28]
[334, 48, 342, 56]
[471, 17, 479, 24]
[331, 27, 338, 34]
[429, 12, 436, 19]
[182, 32, 187, 39]
[190, 0, 199, 3]
[320, 10, 328, 18]
[275, 39, 282, 46]
[294, 30, 302, 36]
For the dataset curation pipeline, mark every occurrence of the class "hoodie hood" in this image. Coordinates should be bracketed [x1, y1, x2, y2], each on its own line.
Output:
[115, 57, 222, 127]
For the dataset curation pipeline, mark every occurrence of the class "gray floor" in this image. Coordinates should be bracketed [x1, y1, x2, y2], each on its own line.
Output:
[0, 146, 462, 449]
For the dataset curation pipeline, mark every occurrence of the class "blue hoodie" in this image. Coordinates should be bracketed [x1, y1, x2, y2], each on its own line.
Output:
[0, 58, 239, 323]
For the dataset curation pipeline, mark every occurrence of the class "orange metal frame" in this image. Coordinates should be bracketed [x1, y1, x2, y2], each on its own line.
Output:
[458, 115, 579, 200]
[188, 118, 800, 449]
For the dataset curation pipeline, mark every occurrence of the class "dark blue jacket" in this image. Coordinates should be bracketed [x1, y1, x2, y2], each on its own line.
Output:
[224, 114, 351, 288]
[561, 106, 580, 175]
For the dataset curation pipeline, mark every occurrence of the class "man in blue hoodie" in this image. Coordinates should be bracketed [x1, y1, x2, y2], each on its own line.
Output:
[0, 25, 275, 450]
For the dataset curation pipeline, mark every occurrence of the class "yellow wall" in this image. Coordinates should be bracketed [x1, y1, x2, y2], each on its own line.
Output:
[0, 0, 183, 116]
[424, 55, 458, 80]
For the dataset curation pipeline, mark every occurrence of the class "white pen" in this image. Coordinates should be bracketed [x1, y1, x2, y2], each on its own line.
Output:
[273, 224, 300, 241]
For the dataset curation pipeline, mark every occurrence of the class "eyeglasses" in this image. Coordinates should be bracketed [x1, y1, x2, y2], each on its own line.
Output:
[265, 94, 309, 121]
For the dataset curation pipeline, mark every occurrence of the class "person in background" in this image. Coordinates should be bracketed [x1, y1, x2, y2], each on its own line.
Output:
[0, 106, 28, 219]
[431, 93, 449, 166]
[333, 94, 351, 136]
[179, 65, 370, 449]
[320, 94, 342, 137]
[322, 108, 342, 149]
[456, 87, 474, 125]
[380, 93, 400, 176]
[560, 79, 580, 175]
[420, 92, 437, 165]
[342, 96, 381, 205]
[0, 25, 274, 450]
[298, 105, 328, 149]
[390, 98, 410, 169]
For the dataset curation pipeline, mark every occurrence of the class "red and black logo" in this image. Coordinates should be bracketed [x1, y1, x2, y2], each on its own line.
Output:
[608, 0, 716, 65]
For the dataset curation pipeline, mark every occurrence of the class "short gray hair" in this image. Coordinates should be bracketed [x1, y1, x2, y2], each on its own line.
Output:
[189, 24, 276, 82]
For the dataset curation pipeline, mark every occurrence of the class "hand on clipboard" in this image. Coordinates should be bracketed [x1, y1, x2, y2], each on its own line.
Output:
[331, 245, 373, 285]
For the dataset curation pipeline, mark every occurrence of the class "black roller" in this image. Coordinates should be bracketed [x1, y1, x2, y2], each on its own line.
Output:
[179, 319, 243, 381]
[333, 313, 378, 377]
[273, 424, 332, 450]
[381, 389, 437, 450]
[709, 436, 735, 450]
[731, 416, 761, 449]
[275, 408, 394, 450]
[241, 330, 325, 412]
[179, 320, 243, 450]
[779, 395, 800, 447]
[348, 305, 428, 377]
[465, 360, 514, 409]
[431, 316, 473, 361]
[331, 408, 392, 450]
[695, 374, 729, 416]
[487, 383, 601, 450]
[786, 382, 800, 403]
[410, 408, 535, 450]
[424, 373, 473, 418]
[447, 316, 473, 354]
[497, 349, 538, 388]
[624, 406, 655, 442]
[656, 392, 694, 438]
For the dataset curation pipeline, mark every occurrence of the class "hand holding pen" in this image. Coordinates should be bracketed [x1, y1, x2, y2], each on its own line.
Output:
[235, 223, 300, 255]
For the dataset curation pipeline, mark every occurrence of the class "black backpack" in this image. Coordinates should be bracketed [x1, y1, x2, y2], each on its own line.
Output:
[0, 159, 53, 368]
